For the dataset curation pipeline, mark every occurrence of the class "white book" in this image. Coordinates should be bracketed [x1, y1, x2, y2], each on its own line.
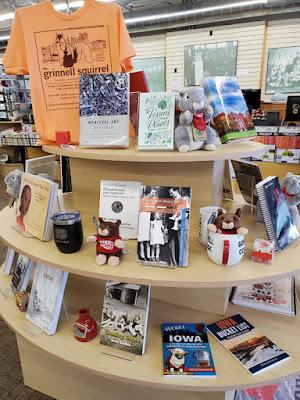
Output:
[100, 281, 151, 355]
[99, 180, 141, 240]
[231, 278, 295, 316]
[2, 248, 18, 275]
[138, 92, 175, 151]
[26, 264, 68, 335]
[11, 254, 34, 293]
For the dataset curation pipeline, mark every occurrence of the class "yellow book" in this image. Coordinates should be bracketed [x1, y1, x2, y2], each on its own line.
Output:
[16, 173, 58, 241]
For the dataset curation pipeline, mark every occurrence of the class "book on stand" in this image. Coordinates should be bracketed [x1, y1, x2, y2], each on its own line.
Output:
[203, 76, 257, 144]
[138, 92, 175, 150]
[137, 185, 191, 268]
[26, 263, 68, 336]
[80, 73, 129, 148]
[2, 248, 18, 275]
[100, 281, 150, 355]
[231, 277, 296, 316]
[231, 159, 262, 205]
[25, 155, 57, 180]
[255, 176, 299, 251]
[99, 180, 141, 240]
[207, 314, 290, 375]
[15, 172, 59, 241]
[162, 322, 216, 377]
[11, 254, 34, 293]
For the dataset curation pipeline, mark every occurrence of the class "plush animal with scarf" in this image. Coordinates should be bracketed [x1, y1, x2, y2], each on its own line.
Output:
[4, 169, 22, 207]
[174, 87, 216, 152]
[87, 217, 125, 266]
[207, 208, 248, 236]
[281, 172, 300, 226]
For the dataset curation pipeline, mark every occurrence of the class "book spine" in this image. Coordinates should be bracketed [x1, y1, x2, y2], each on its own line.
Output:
[256, 186, 280, 251]
[179, 208, 187, 267]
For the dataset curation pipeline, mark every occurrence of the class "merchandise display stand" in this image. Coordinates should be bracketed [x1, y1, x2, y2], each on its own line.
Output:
[2, 140, 300, 400]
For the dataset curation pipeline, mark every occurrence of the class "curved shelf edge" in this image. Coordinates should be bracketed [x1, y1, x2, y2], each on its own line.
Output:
[1, 206, 300, 288]
[0, 274, 299, 392]
[42, 141, 265, 163]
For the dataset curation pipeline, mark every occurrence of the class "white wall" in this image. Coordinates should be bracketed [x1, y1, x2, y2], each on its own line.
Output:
[132, 18, 300, 100]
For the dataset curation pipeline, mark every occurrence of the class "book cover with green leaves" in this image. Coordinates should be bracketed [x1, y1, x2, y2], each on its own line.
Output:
[138, 92, 175, 150]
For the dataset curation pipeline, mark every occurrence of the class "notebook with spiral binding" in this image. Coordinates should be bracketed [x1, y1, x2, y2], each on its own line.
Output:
[255, 176, 299, 251]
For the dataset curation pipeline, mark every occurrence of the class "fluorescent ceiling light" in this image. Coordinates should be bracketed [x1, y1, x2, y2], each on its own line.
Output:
[0, 35, 10, 41]
[0, 13, 14, 22]
[125, 0, 269, 24]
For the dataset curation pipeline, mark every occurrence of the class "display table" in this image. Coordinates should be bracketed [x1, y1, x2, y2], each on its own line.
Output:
[2, 141, 300, 400]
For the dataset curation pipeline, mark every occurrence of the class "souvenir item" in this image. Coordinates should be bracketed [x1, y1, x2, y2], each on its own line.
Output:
[174, 87, 216, 152]
[4, 169, 22, 208]
[87, 218, 125, 266]
[100, 281, 150, 355]
[52, 211, 83, 254]
[15, 291, 29, 312]
[207, 208, 248, 236]
[55, 131, 71, 145]
[199, 206, 223, 245]
[281, 172, 300, 226]
[252, 238, 275, 265]
[73, 308, 98, 342]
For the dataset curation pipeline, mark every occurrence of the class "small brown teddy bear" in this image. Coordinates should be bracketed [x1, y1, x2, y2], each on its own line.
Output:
[207, 208, 248, 236]
[87, 217, 125, 266]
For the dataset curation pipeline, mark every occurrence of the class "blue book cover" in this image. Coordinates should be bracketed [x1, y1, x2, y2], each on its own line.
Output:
[256, 176, 299, 250]
[203, 76, 256, 144]
[162, 322, 216, 377]
[207, 314, 289, 375]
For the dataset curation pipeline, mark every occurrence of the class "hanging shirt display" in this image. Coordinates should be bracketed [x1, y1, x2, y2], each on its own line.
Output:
[3, 0, 136, 144]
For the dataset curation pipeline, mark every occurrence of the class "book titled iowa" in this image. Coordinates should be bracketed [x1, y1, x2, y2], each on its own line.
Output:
[16, 173, 58, 241]
[162, 323, 216, 377]
[255, 176, 299, 250]
[207, 314, 289, 375]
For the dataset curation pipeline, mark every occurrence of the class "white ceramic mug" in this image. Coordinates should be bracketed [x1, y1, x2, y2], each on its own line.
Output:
[199, 206, 220, 245]
[207, 231, 245, 267]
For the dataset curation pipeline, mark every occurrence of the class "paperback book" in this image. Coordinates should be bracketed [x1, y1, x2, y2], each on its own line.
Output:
[231, 278, 296, 316]
[26, 263, 68, 336]
[137, 185, 191, 268]
[203, 77, 257, 144]
[255, 176, 299, 251]
[2, 248, 18, 275]
[11, 254, 34, 294]
[162, 323, 216, 377]
[99, 180, 141, 240]
[100, 281, 150, 355]
[231, 159, 262, 205]
[138, 92, 175, 150]
[207, 314, 290, 375]
[15, 173, 58, 241]
[80, 73, 129, 148]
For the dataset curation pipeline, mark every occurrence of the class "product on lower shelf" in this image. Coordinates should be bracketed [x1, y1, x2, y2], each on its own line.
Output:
[207, 314, 290, 375]
[100, 281, 151, 355]
[162, 322, 216, 377]
[10, 254, 34, 294]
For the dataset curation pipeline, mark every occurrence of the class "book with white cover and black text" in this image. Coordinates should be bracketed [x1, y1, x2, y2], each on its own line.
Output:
[137, 185, 191, 268]
[11, 254, 34, 294]
[26, 264, 68, 335]
[2, 248, 18, 275]
[231, 278, 296, 316]
[99, 180, 141, 240]
[100, 281, 150, 355]
[80, 73, 129, 148]
[207, 314, 289, 375]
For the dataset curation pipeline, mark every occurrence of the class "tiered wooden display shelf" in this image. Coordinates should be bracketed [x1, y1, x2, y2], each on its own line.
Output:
[1, 141, 300, 400]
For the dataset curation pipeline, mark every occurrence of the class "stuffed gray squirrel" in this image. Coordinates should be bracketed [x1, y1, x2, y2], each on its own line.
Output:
[174, 87, 217, 153]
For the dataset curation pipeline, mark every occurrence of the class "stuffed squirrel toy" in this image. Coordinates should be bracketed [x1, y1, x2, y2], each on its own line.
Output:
[175, 87, 216, 153]
[281, 172, 300, 226]
[207, 208, 248, 236]
[87, 217, 125, 266]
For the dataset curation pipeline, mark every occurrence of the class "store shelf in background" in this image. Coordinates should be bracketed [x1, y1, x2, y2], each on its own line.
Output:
[0, 273, 299, 393]
[0, 163, 23, 177]
[1, 204, 300, 288]
[43, 141, 264, 163]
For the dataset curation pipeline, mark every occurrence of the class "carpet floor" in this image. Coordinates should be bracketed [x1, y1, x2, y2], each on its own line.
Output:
[0, 180, 53, 400]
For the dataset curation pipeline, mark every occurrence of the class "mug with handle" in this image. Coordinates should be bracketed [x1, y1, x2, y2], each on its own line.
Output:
[207, 231, 245, 267]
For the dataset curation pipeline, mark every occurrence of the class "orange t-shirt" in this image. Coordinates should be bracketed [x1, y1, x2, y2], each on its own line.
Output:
[3, 0, 136, 144]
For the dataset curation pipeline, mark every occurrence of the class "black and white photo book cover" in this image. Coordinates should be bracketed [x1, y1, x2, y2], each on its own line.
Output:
[137, 185, 191, 268]
[100, 281, 151, 355]
[80, 73, 129, 147]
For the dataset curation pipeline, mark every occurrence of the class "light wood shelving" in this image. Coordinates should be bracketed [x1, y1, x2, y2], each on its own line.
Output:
[1, 273, 299, 393]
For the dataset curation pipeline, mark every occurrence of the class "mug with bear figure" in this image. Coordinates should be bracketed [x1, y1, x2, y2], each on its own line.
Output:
[207, 231, 245, 267]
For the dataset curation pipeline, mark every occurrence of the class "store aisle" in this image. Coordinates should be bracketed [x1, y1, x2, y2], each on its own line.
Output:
[0, 180, 53, 400]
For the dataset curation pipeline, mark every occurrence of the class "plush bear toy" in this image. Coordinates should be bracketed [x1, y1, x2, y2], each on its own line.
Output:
[87, 217, 125, 266]
[281, 172, 300, 226]
[175, 87, 216, 153]
[207, 208, 248, 236]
